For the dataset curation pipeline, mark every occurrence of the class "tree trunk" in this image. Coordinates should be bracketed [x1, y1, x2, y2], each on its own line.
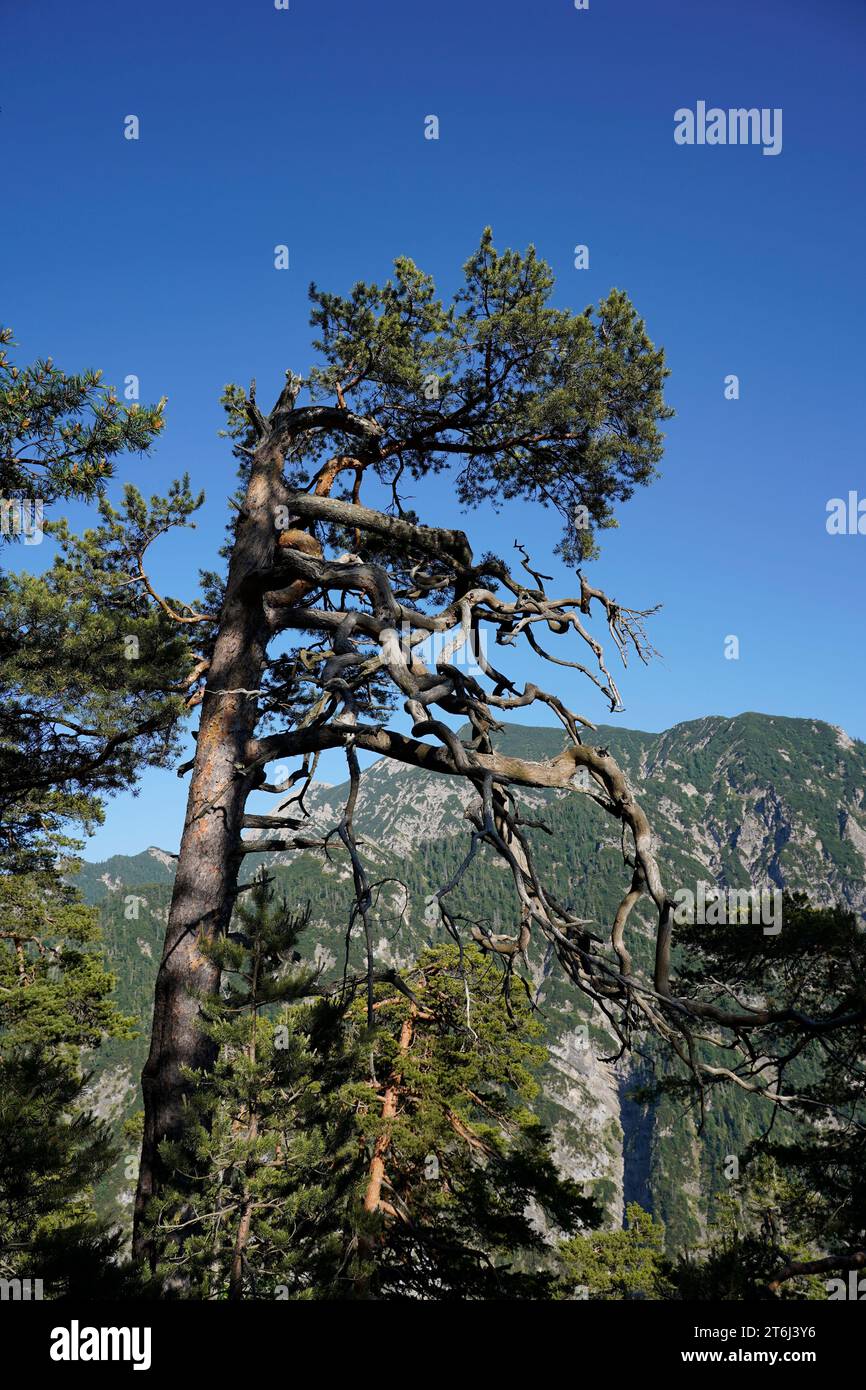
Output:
[363, 1013, 413, 1214]
[133, 441, 283, 1262]
[228, 932, 261, 1300]
[228, 1193, 255, 1301]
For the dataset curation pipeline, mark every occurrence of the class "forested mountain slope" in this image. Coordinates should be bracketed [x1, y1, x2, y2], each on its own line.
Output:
[77, 712, 866, 1248]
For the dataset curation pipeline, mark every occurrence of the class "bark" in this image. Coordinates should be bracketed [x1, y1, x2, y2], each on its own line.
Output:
[354, 1012, 414, 1298]
[228, 946, 261, 1301]
[363, 1013, 414, 1214]
[133, 440, 284, 1261]
[228, 1191, 255, 1301]
[768, 1248, 866, 1293]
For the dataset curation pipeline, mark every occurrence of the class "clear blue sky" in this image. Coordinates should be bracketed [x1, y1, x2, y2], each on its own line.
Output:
[3, 0, 865, 857]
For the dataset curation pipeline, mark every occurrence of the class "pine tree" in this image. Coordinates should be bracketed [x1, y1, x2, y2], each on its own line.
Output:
[0, 870, 135, 1295]
[661, 894, 866, 1297]
[338, 944, 596, 1300]
[134, 230, 677, 1242]
[0, 325, 204, 869]
[671, 1166, 825, 1301]
[556, 1202, 672, 1300]
[0, 326, 205, 1288]
[147, 881, 594, 1300]
[148, 873, 358, 1299]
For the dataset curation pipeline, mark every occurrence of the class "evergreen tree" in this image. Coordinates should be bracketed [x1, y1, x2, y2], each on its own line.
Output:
[148, 881, 595, 1300]
[149, 873, 359, 1299]
[0, 324, 165, 513]
[338, 943, 597, 1300]
[664, 894, 866, 1296]
[671, 1168, 825, 1301]
[0, 325, 203, 869]
[0, 870, 134, 1294]
[556, 1202, 671, 1300]
[133, 230, 677, 1237]
[0, 326, 204, 1286]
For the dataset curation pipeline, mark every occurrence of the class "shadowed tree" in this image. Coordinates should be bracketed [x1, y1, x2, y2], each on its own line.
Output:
[0, 870, 135, 1296]
[148, 872, 359, 1300]
[149, 903, 593, 1301]
[0, 325, 203, 871]
[669, 895, 866, 1297]
[0, 327, 206, 1276]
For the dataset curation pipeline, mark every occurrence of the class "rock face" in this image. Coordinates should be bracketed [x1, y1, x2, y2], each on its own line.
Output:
[77, 712, 866, 1245]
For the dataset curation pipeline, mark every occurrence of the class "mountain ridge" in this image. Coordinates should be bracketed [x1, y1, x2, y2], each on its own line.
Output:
[76, 710, 866, 1247]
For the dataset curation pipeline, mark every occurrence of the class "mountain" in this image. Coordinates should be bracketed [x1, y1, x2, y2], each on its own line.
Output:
[74, 847, 176, 903]
[75, 712, 866, 1246]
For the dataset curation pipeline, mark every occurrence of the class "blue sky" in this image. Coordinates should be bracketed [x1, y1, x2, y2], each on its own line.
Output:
[3, 0, 865, 857]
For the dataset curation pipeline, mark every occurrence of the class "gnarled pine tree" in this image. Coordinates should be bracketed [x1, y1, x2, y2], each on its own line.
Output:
[133, 232, 866, 1262]
[133, 229, 678, 1254]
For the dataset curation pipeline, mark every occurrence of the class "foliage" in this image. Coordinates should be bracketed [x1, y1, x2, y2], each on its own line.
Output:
[147, 883, 595, 1300]
[0, 325, 165, 511]
[557, 1202, 672, 1299]
[666, 896, 866, 1294]
[76, 716, 866, 1264]
[672, 1177, 825, 1301]
[339, 943, 597, 1299]
[303, 228, 673, 563]
[0, 331, 201, 870]
[148, 874, 359, 1299]
[0, 328, 204, 1291]
[0, 871, 135, 1294]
